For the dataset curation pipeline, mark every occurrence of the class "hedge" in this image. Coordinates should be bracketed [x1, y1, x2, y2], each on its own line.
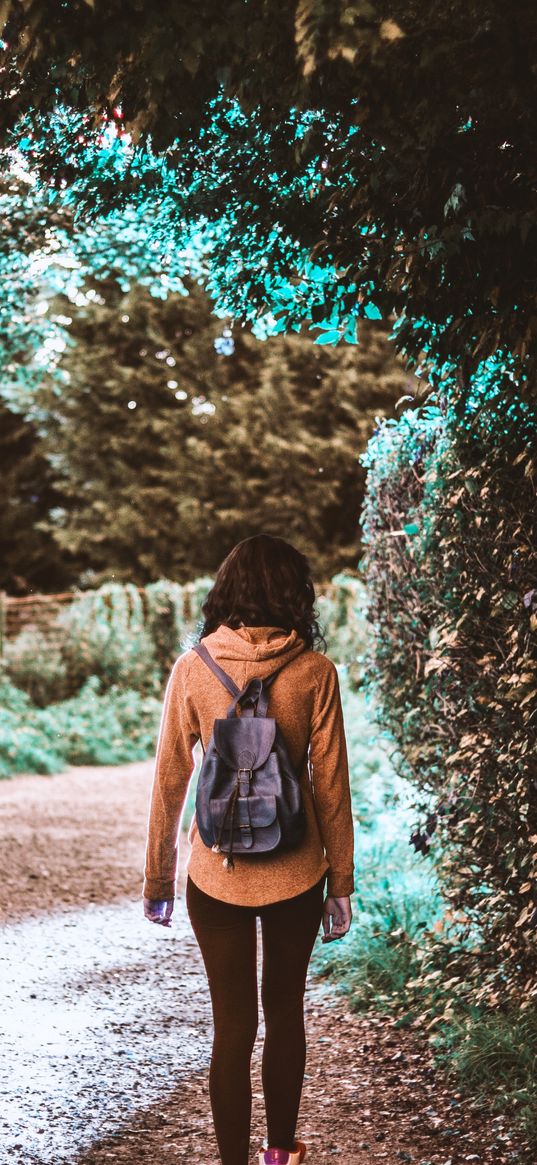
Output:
[360, 380, 537, 1012]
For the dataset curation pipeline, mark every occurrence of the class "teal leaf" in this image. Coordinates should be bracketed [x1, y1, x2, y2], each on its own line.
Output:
[364, 303, 382, 320]
[314, 330, 342, 345]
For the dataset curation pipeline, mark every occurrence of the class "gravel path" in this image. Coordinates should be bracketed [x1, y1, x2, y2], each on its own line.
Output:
[0, 762, 527, 1165]
[0, 900, 211, 1164]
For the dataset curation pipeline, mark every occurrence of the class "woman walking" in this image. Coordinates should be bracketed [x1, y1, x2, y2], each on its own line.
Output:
[143, 534, 354, 1165]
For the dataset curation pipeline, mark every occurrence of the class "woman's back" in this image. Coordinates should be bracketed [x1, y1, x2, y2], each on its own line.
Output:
[144, 622, 354, 907]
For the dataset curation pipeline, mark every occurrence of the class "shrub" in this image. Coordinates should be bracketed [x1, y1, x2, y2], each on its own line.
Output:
[0, 679, 65, 776]
[316, 572, 369, 683]
[315, 669, 442, 1010]
[315, 832, 442, 1011]
[0, 675, 161, 776]
[144, 579, 186, 675]
[360, 379, 537, 1009]
[3, 626, 68, 706]
[38, 676, 161, 765]
[433, 1009, 537, 1150]
[57, 581, 159, 694]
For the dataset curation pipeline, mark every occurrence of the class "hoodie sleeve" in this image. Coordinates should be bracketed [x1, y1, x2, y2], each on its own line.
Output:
[143, 655, 199, 901]
[308, 659, 355, 898]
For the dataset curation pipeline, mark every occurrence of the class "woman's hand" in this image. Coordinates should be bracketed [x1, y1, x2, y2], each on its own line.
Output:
[322, 895, 352, 943]
[144, 897, 174, 927]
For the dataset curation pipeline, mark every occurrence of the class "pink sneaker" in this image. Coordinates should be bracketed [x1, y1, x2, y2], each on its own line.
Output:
[259, 1142, 307, 1165]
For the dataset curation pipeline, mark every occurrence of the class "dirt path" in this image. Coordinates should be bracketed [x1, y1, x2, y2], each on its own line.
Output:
[0, 764, 525, 1164]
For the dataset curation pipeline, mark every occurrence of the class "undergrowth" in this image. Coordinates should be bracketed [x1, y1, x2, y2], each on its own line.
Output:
[314, 668, 537, 1153]
[0, 676, 161, 775]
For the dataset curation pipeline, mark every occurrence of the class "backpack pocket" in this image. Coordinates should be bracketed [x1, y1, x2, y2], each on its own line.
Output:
[209, 793, 282, 854]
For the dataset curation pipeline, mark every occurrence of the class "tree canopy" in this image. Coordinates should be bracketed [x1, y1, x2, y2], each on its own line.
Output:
[2, 1, 537, 401]
[29, 281, 412, 588]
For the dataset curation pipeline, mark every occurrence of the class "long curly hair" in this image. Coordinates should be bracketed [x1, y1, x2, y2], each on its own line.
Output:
[199, 534, 325, 651]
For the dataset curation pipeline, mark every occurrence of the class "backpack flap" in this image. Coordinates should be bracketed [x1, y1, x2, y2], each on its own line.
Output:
[213, 717, 276, 771]
[210, 794, 281, 853]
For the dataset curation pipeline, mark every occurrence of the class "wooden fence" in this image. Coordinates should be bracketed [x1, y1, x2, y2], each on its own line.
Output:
[0, 575, 365, 659]
[0, 591, 77, 655]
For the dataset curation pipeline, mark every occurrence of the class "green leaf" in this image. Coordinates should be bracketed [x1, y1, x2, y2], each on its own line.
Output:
[314, 330, 342, 345]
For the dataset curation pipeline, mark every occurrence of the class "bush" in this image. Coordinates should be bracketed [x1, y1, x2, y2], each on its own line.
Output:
[57, 581, 160, 694]
[39, 676, 162, 765]
[0, 679, 65, 776]
[144, 579, 187, 675]
[433, 1008, 537, 1150]
[315, 669, 442, 1010]
[360, 378, 537, 1009]
[0, 675, 161, 776]
[315, 833, 442, 1010]
[315, 672, 537, 1152]
[316, 572, 369, 683]
[3, 627, 68, 706]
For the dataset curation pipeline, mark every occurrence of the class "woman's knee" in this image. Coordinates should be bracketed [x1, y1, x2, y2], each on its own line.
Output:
[211, 989, 259, 1052]
[261, 984, 305, 1027]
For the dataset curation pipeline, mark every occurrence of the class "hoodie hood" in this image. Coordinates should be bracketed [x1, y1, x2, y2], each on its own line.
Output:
[201, 624, 306, 676]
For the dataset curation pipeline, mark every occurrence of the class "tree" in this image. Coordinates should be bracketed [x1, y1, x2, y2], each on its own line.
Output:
[36, 281, 416, 584]
[0, 400, 75, 594]
[1, 2, 536, 400]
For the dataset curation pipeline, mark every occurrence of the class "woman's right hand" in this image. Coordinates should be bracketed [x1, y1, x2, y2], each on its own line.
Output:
[144, 897, 174, 926]
[322, 895, 352, 943]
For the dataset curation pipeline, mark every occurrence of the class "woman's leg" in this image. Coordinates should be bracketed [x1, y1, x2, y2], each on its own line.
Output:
[186, 877, 258, 1165]
[259, 877, 325, 1150]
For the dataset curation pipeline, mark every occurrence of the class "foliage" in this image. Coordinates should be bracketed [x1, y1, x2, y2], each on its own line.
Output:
[316, 572, 369, 687]
[0, 398, 76, 594]
[0, 675, 161, 776]
[1, 572, 360, 713]
[0, 678, 64, 776]
[2, 4, 537, 398]
[3, 628, 67, 707]
[57, 582, 159, 694]
[0, 159, 204, 410]
[315, 667, 442, 1009]
[317, 833, 442, 1011]
[144, 579, 190, 677]
[317, 671, 537, 1151]
[360, 382, 537, 1009]
[433, 1008, 537, 1144]
[33, 280, 412, 585]
[41, 676, 161, 766]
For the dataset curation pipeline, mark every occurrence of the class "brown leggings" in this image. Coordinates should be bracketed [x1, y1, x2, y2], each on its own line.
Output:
[186, 874, 325, 1165]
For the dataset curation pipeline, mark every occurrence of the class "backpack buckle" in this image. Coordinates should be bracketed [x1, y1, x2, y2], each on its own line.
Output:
[238, 768, 253, 796]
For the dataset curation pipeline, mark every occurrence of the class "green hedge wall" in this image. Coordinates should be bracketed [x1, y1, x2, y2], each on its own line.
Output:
[360, 387, 537, 1012]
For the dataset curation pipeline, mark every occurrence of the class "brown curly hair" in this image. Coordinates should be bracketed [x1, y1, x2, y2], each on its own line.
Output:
[199, 534, 325, 651]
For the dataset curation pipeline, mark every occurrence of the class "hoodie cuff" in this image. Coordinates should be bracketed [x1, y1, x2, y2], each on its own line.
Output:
[326, 871, 355, 897]
[143, 877, 176, 901]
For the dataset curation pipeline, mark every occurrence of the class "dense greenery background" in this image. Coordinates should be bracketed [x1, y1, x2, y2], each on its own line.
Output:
[0, 279, 415, 593]
[1, 0, 537, 1152]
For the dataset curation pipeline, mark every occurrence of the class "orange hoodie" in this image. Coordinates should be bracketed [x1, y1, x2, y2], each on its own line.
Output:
[143, 624, 355, 907]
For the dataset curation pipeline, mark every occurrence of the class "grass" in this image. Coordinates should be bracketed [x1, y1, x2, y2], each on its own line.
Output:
[313, 668, 441, 1010]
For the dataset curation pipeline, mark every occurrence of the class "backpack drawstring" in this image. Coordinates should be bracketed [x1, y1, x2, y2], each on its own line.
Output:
[212, 776, 240, 871]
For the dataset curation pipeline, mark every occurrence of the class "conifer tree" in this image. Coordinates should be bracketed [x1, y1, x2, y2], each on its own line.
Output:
[38, 281, 416, 583]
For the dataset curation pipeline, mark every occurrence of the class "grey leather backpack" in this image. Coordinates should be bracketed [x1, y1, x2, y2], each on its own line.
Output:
[193, 642, 306, 871]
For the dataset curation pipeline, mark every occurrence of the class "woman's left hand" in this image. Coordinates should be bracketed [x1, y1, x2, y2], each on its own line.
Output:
[322, 895, 352, 942]
[144, 897, 174, 926]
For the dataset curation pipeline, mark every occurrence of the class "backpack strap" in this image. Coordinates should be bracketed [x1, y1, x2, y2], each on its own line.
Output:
[192, 642, 241, 698]
[193, 641, 297, 717]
